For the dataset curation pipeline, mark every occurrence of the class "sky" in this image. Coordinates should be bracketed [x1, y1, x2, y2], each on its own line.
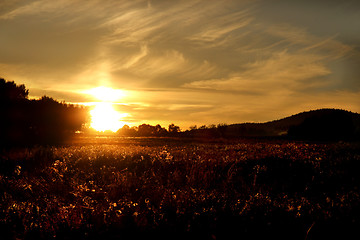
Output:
[1, 0, 359, 129]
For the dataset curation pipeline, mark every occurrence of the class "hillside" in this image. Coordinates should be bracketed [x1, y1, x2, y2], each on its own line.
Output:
[188, 109, 360, 140]
[228, 109, 360, 140]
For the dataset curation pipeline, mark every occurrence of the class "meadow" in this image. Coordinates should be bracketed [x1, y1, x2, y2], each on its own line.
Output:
[1, 137, 360, 239]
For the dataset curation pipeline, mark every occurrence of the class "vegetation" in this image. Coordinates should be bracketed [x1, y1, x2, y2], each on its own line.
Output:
[1, 138, 360, 239]
[287, 109, 359, 140]
[2, 78, 359, 143]
[0, 78, 89, 145]
[183, 109, 360, 140]
[115, 109, 360, 141]
[1, 78, 360, 239]
[117, 123, 179, 137]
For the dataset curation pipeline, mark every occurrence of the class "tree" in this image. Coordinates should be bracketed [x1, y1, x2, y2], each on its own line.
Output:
[288, 111, 356, 140]
[155, 124, 167, 136]
[0, 78, 28, 101]
[118, 125, 137, 136]
[217, 123, 228, 137]
[168, 123, 180, 134]
[28, 96, 89, 142]
[189, 125, 197, 130]
[0, 78, 89, 145]
[138, 124, 155, 136]
[0, 78, 30, 144]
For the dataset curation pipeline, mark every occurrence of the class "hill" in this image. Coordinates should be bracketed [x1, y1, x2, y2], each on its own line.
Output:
[187, 109, 360, 140]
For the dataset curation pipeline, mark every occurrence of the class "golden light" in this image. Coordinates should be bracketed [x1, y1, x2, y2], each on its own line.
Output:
[85, 86, 129, 132]
[90, 103, 128, 132]
[86, 86, 126, 102]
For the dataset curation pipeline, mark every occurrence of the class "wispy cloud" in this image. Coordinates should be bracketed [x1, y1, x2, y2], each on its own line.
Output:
[184, 50, 331, 94]
[266, 24, 353, 59]
[117, 49, 220, 85]
[0, 0, 135, 21]
[183, 20, 354, 96]
[187, 9, 254, 43]
[0, 0, 69, 19]
[0, 0, 359, 128]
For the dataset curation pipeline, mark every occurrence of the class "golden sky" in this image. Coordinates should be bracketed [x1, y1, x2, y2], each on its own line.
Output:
[1, 0, 359, 129]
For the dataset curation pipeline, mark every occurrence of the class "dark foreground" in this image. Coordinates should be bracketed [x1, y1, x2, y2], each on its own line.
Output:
[1, 137, 360, 239]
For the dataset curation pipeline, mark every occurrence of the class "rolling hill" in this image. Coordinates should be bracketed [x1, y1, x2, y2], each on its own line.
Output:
[188, 109, 360, 140]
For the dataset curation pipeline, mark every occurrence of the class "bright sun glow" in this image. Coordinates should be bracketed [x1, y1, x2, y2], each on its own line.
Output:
[86, 86, 129, 132]
[90, 103, 128, 132]
[86, 86, 126, 102]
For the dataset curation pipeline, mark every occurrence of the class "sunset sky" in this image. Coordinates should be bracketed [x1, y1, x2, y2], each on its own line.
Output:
[1, 0, 359, 129]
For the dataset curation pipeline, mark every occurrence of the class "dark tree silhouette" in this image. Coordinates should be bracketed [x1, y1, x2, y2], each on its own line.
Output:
[155, 124, 167, 136]
[27, 96, 89, 143]
[0, 78, 29, 144]
[138, 124, 155, 136]
[118, 124, 168, 137]
[0, 78, 28, 101]
[168, 123, 180, 134]
[288, 110, 356, 140]
[0, 78, 89, 145]
[118, 125, 137, 136]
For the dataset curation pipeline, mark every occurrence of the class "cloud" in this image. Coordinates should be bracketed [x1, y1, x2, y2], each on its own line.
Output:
[113, 49, 220, 86]
[101, 1, 206, 45]
[0, 0, 256, 90]
[266, 24, 353, 59]
[114, 86, 360, 128]
[184, 50, 331, 94]
[183, 20, 355, 95]
[0, 0, 69, 19]
[121, 44, 149, 69]
[0, 0, 255, 88]
[0, 0, 359, 128]
[187, 9, 254, 43]
[0, 0, 137, 22]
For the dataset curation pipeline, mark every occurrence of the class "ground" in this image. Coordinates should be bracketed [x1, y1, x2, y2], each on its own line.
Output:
[1, 137, 360, 239]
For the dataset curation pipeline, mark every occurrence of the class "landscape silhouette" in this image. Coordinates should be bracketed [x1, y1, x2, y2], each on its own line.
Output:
[1, 78, 359, 146]
[1, 78, 360, 240]
[0, 78, 88, 145]
[1, 1, 359, 239]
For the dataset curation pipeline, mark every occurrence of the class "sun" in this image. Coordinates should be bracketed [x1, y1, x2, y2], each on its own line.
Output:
[85, 86, 129, 132]
[90, 103, 127, 132]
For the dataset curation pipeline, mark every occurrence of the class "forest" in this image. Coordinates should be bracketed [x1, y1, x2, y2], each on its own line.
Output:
[0, 79, 88, 145]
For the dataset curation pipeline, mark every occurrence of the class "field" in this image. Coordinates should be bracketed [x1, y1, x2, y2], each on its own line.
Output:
[1, 137, 360, 239]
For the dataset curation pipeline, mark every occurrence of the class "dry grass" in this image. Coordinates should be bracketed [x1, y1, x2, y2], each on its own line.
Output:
[1, 138, 360, 239]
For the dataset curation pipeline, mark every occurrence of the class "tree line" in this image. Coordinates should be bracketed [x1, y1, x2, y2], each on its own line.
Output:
[2, 78, 358, 144]
[114, 123, 229, 138]
[117, 123, 180, 137]
[0, 78, 88, 145]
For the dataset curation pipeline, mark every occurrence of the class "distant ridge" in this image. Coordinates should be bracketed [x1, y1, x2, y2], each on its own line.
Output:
[188, 109, 360, 140]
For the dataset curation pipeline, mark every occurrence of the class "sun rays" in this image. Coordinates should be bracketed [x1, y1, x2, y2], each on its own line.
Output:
[86, 86, 129, 132]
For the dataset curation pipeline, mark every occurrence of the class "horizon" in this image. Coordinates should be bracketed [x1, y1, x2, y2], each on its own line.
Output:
[1, 0, 359, 131]
[24, 88, 360, 132]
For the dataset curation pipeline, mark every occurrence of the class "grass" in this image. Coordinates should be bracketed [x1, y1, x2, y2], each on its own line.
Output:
[1, 138, 360, 239]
